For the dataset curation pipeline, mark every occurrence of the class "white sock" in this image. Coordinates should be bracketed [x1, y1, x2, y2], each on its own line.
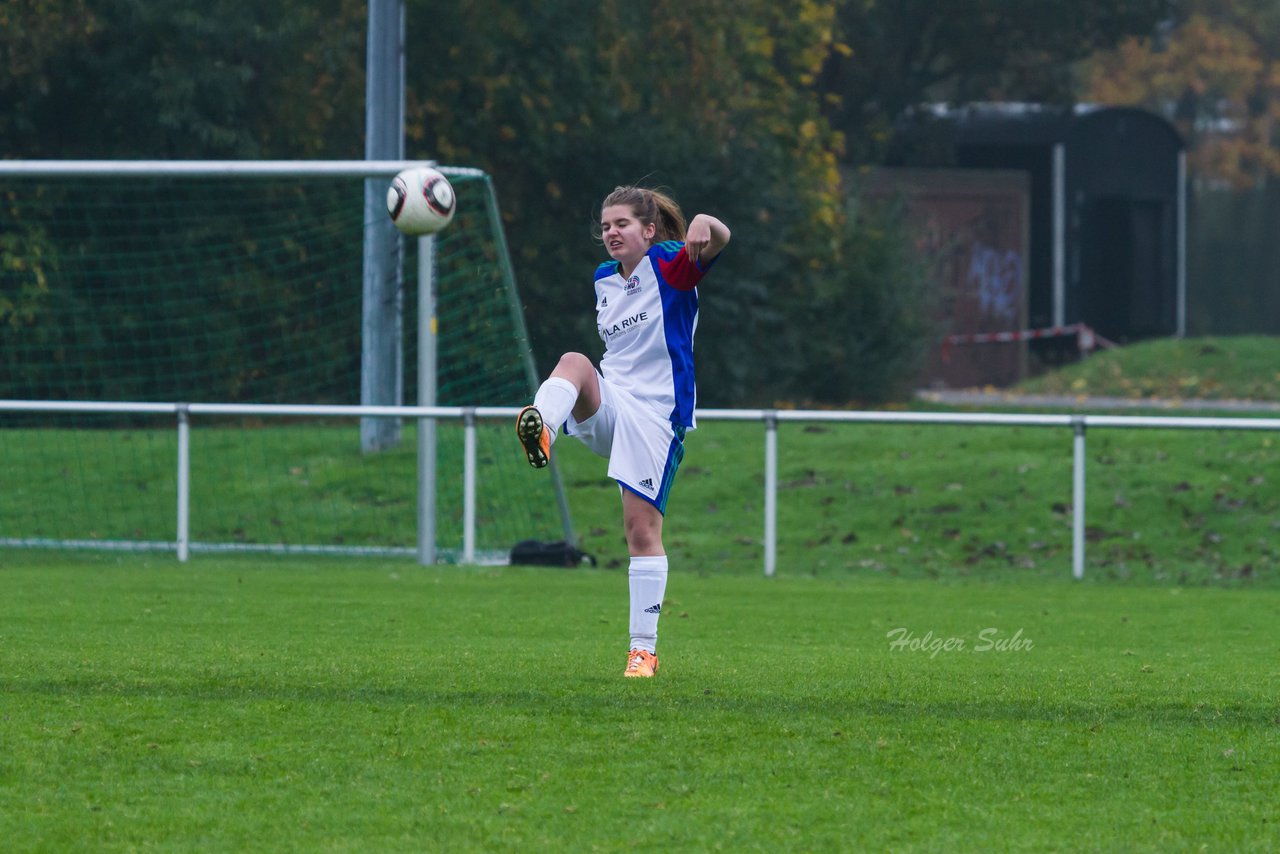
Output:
[628, 555, 668, 653]
[532, 376, 578, 443]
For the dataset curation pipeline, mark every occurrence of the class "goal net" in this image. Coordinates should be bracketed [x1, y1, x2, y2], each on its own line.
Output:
[0, 161, 570, 562]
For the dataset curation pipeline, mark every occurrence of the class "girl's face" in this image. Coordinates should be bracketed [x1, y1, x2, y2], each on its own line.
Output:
[601, 204, 656, 271]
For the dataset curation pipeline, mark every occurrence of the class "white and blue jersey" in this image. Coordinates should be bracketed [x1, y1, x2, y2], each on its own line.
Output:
[565, 240, 719, 513]
[593, 240, 714, 429]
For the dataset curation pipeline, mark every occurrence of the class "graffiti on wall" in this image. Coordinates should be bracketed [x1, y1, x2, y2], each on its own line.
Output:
[968, 241, 1022, 324]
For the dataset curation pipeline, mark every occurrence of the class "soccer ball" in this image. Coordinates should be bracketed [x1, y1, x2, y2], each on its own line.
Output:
[386, 166, 456, 235]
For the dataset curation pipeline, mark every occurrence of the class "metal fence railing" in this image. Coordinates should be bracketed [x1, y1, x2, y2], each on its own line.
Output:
[3, 400, 1279, 578]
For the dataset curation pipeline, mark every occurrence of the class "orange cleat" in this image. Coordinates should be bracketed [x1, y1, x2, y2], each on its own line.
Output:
[624, 648, 659, 678]
[516, 405, 550, 469]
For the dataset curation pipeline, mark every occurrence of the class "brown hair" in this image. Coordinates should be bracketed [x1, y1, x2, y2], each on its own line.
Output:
[598, 186, 687, 244]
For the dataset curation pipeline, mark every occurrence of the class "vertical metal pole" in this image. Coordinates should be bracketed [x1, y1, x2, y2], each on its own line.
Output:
[1072, 418, 1086, 580]
[1176, 149, 1187, 338]
[764, 412, 778, 577]
[417, 233, 437, 565]
[176, 406, 190, 563]
[1052, 142, 1066, 327]
[360, 0, 406, 453]
[463, 408, 477, 564]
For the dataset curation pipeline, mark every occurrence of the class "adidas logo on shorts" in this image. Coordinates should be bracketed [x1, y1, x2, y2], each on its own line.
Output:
[638, 478, 655, 492]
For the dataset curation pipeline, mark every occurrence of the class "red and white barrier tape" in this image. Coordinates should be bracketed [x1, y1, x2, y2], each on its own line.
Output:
[941, 323, 1116, 361]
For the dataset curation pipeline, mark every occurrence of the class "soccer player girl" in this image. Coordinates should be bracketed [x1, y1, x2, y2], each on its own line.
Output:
[516, 185, 731, 678]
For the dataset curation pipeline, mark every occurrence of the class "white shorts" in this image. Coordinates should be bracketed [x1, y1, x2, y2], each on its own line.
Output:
[564, 374, 686, 514]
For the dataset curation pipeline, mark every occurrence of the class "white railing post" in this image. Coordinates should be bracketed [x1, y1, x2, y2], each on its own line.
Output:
[1072, 417, 1086, 580]
[417, 414, 437, 566]
[462, 408, 477, 564]
[764, 411, 778, 577]
[176, 405, 190, 563]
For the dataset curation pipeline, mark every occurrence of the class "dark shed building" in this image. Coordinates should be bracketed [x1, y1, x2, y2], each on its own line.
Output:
[890, 104, 1186, 349]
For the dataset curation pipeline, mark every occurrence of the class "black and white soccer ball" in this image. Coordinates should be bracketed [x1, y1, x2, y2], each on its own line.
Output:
[386, 166, 456, 235]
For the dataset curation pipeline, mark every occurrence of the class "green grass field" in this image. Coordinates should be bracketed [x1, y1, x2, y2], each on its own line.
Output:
[3, 555, 1278, 851]
[1015, 336, 1280, 402]
[4, 336, 1280, 850]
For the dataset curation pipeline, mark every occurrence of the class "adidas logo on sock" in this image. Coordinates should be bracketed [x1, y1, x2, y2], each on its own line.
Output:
[638, 478, 654, 492]
[643, 603, 662, 614]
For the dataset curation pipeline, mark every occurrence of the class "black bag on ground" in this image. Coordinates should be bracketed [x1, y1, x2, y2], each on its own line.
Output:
[509, 539, 598, 568]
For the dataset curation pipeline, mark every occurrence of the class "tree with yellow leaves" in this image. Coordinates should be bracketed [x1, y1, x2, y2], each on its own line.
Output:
[1081, 0, 1280, 188]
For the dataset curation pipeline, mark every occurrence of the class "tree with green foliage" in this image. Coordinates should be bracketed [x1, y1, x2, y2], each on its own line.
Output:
[0, 0, 366, 159]
[405, 0, 893, 404]
[1, 1, 373, 406]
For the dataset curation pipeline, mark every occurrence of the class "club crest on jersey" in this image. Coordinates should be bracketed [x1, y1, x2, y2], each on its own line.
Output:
[624, 275, 641, 296]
